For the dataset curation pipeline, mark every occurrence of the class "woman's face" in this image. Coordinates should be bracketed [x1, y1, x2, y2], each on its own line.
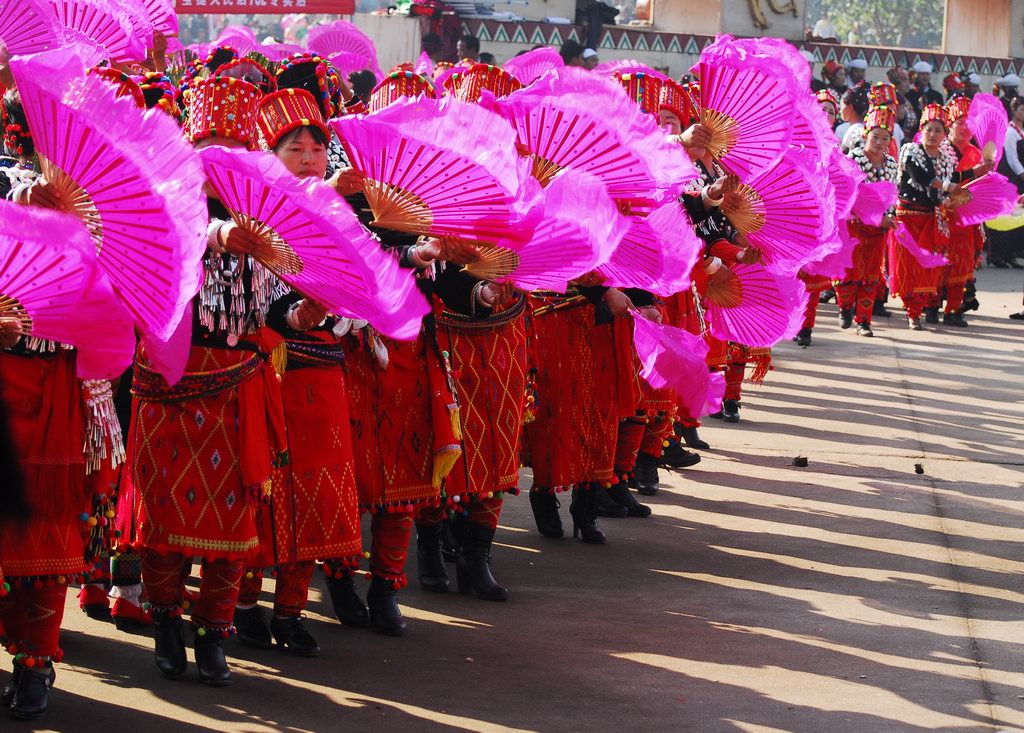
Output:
[864, 127, 891, 156]
[1014, 103, 1024, 124]
[659, 110, 682, 136]
[921, 119, 946, 148]
[840, 99, 859, 123]
[275, 127, 328, 179]
[834, 68, 847, 86]
[821, 102, 837, 127]
[949, 118, 971, 146]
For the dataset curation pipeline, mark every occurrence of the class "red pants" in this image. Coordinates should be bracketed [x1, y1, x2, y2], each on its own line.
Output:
[237, 561, 315, 618]
[640, 412, 673, 459]
[835, 280, 878, 325]
[902, 292, 931, 320]
[368, 512, 414, 584]
[801, 290, 824, 329]
[0, 584, 68, 663]
[723, 363, 745, 401]
[142, 551, 243, 628]
[613, 416, 646, 477]
[418, 495, 503, 530]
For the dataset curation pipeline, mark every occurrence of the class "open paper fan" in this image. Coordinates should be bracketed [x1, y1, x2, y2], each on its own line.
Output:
[633, 316, 726, 419]
[141, 0, 177, 37]
[502, 46, 563, 86]
[889, 222, 947, 292]
[306, 20, 382, 78]
[414, 51, 434, 78]
[789, 88, 837, 168]
[0, 0, 64, 55]
[12, 48, 206, 360]
[200, 146, 429, 341]
[0, 201, 135, 379]
[800, 220, 858, 280]
[968, 93, 1009, 164]
[500, 67, 697, 206]
[829, 148, 866, 220]
[463, 169, 624, 292]
[260, 42, 304, 62]
[720, 157, 829, 275]
[706, 262, 806, 347]
[720, 36, 813, 90]
[596, 201, 702, 296]
[51, 0, 146, 63]
[851, 180, 896, 226]
[332, 95, 538, 243]
[956, 172, 1018, 226]
[110, 0, 154, 51]
[695, 54, 797, 180]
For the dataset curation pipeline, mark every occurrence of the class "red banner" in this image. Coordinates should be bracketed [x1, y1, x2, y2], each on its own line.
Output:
[176, 0, 354, 12]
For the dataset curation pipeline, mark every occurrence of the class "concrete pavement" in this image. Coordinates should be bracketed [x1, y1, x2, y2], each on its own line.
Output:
[26, 267, 1024, 732]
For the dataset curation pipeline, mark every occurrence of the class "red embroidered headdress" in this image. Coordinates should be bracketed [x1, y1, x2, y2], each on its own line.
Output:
[864, 105, 897, 134]
[615, 71, 663, 116]
[659, 78, 695, 126]
[944, 95, 971, 123]
[257, 88, 329, 149]
[186, 76, 262, 147]
[367, 71, 437, 113]
[455, 63, 523, 103]
[919, 103, 948, 130]
[868, 81, 898, 108]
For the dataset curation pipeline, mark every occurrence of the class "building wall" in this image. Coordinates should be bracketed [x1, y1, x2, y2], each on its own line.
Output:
[350, 12, 420, 74]
[653, 0, 719, 36]
[945, 0, 1011, 58]
[489, 0, 576, 23]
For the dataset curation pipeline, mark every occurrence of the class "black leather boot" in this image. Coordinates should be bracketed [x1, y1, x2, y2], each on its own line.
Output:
[366, 576, 406, 637]
[456, 522, 508, 601]
[9, 664, 54, 721]
[793, 327, 812, 346]
[415, 521, 450, 593]
[569, 485, 606, 544]
[234, 605, 273, 650]
[194, 629, 231, 686]
[324, 573, 370, 628]
[943, 311, 968, 327]
[839, 308, 853, 329]
[679, 425, 710, 450]
[659, 442, 701, 469]
[608, 479, 651, 517]
[924, 306, 940, 324]
[2, 663, 22, 708]
[529, 489, 564, 538]
[722, 399, 741, 423]
[596, 487, 629, 517]
[152, 608, 187, 679]
[872, 299, 891, 317]
[441, 517, 460, 564]
[634, 451, 660, 495]
[270, 615, 320, 657]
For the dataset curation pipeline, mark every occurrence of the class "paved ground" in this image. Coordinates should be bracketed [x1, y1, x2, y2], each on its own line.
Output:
[22, 268, 1024, 732]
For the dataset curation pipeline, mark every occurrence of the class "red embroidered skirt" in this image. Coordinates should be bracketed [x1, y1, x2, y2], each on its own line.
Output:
[798, 270, 832, 291]
[890, 209, 946, 298]
[343, 331, 447, 509]
[844, 221, 888, 284]
[254, 363, 361, 566]
[437, 298, 528, 497]
[945, 221, 981, 287]
[127, 345, 283, 561]
[0, 351, 90, 578]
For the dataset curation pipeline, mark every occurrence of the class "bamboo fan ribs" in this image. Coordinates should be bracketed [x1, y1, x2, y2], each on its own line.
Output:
[706, 262, 806, 347]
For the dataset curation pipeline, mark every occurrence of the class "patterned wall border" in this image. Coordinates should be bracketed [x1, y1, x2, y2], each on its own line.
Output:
[462, 19, 1024, 76]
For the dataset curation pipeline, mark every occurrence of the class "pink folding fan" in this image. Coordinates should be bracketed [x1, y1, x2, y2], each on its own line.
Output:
[306, 20, 382, 78]
[705, 262, 807, 348]
[502, 46, 563, 86]
[0, 0, 64, 55]
[50, 0, 146, 62]
[956, 172, 1018, 226]
[967, 93, 1009, 164]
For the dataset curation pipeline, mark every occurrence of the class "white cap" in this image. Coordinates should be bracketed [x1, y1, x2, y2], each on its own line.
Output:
[998, 73, 1021, 87]
[912, 61, 933, 74]
[582, 48, 598, 60]
[800, 50, 815, 63]
[967, 73, 981, 85]
[846, 58, 867, 70]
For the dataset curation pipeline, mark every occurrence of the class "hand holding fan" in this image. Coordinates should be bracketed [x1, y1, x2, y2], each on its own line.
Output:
[499, 67, 697, 206]
[705, 262, 807, 348]
[967, 93, 1009, 164]
[720, 157, 830, 275]
[956, 172, 1018, 225]
[11, 47, 207, 381]
[633, 316, 726, 419]
[502, 46, 563, 86]
[462, 169, 625, 293]
[851, 179, 897, 226]
[332, 95, 538, 243]
[306, 20, 382, 78]
[596, 201, 703, 296]
[0, 201, 134, 379]
[199, 146, 429, 341]
[0, 0, 64, 55]
[694, 48, 797, 180]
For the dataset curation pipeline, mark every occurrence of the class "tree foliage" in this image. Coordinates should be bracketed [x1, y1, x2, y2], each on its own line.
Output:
[807, 0, 945, 50]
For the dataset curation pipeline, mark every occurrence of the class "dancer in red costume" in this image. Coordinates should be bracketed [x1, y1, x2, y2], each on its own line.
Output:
[122, 72, 288, 686]
[892, 104, 958, 330]
[0, 93, 124, 721]
[836, 105, 900, 337]
[932, 95, 993, 327]
[232, 79, 362, 657]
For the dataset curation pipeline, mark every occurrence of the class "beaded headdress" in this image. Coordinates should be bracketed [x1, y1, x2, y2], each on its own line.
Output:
[368, 71, 437, 113]
[186, 76, 262, 147]
[659, 78, 695, 126]
[864, 105, 897, 134]
[257, 88, 329, 149]
[919, 103, 949, 130]
[944, 95, 971, 123]
[615, 71, 664, 116]
[455, 63, 523, 103]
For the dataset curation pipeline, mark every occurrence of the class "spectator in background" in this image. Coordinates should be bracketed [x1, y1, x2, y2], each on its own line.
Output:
[821, 61, 846, 96]
[964, 73, 981, 98]
[837, 85, 869, 153]
[348, 69, 376, 106]
[990, 97, 1024, 268]
[846, 58, 867, 88]
[422, 32, 443, 64]
[906, 61, 943, 115]
[457, 34, 480, 63]
[943, 72, 965, 100]
[888, 65, 919, 138]
[812, 15, 837, 42]
[996, 74, 1020, 118]
[479, 52, 496, 66]
[582, 48, 599, 70]
[560, 40, 586, 67]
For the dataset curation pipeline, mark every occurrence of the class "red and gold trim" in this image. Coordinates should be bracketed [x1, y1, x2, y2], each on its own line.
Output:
[257, 88, 329, 150]
[455, 63, 523, 103]
[616, 71, 663, 117]
[186, 76, 262, 147]
[367, 71, 437, 113]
